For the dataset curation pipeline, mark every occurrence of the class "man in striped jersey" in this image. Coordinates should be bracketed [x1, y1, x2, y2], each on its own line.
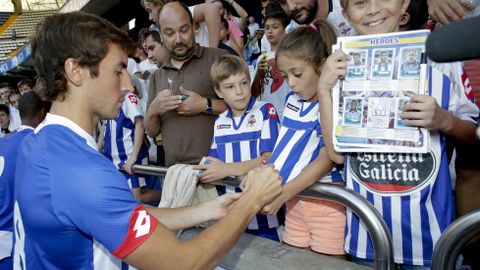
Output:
[194, 55, 282, 241]
[317, 0, 480, 267]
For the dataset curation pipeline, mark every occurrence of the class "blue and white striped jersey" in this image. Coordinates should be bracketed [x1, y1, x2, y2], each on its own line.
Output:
[103, 93, 148, 169]
[103, 94, 148, 188]
[344, 62, 479, 266]
[209, 97, 280, 229]
[13, 114, 157, 270]
[270, 93, 343, 184]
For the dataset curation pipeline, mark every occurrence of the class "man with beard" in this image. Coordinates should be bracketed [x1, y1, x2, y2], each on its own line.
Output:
[276, 0, 356, 37]
[144, 2, 228, 167]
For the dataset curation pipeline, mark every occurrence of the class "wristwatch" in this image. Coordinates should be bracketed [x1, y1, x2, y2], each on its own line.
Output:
[204, 98, 213, 115]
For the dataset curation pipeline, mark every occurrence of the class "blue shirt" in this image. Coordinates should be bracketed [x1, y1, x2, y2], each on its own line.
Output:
[0, 127, 33, 264]
[13, 114, 157, 270]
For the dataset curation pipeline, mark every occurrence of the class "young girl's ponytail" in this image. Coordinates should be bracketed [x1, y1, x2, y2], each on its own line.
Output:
[276, 20, 337, 74]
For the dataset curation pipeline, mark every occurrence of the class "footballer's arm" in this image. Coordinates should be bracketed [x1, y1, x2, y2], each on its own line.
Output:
[123, 166, 282, 270]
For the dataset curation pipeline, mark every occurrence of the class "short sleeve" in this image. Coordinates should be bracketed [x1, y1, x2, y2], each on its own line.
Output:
[259, 103, 280, 154]
[52, 157, 157, 258]
[123, 94, 144, 123]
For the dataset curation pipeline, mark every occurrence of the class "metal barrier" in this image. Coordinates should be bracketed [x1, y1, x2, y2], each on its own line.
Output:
[431, 210, 480, 270]
[133, 164, 395, 270]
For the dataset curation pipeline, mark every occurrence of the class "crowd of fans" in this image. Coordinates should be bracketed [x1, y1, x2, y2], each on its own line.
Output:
[1, 0, 479, 269]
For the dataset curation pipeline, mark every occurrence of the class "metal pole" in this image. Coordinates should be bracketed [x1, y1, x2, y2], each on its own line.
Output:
[132, 164, 395, 270]
[303, 184, 395, 270]
[431, 210, 480, 270]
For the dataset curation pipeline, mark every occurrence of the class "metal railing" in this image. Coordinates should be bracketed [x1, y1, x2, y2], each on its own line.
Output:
[431, 209, 480, 270]
[133, 164, 395, 270]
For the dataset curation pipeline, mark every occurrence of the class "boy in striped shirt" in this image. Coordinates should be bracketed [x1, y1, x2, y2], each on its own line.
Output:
[317, 0, 480, 267]
[194, 55, 282, 241]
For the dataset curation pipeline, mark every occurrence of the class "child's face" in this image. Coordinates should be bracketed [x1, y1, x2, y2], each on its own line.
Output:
[342, 0, 410, 35]
[0, 111, 9, 129]
[277, 55, 319, 102]
[215, 72, 251, 117]
[265, 18, 286, 47]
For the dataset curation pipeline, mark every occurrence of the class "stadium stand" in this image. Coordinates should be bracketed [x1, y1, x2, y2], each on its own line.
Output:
[0, 10, 56, 61]
[0, 11, 12, 25]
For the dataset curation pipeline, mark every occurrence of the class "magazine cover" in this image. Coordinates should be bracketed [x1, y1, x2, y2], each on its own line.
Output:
[332, 30, 431, 153]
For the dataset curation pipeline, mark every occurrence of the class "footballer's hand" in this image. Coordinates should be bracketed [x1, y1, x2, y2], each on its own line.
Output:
[242, 166, 282, 208]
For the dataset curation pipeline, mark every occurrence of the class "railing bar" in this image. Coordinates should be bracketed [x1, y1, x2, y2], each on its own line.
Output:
[132, 164, 395, 270]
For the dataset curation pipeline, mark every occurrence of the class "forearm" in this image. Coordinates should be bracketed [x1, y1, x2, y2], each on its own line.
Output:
[179, 193, 261, 269]
[228, 1, 248, 31]
[441, 111, 477, 143]
[318, 90, 344, 164]
[131, 120, 145, 160]
[138, 189, 162, 203]
[143, 110, 161, 138]
[227, 153, 270, 177]
[203, 5, 221, 47]
[282, 150, 334, 201]
[147, 202, 216, 230]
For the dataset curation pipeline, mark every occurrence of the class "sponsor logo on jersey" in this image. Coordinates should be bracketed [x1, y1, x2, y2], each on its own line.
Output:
[286, 103, 300, 112]
[217, 124, 231, 130]
[348, 152, 436, 193]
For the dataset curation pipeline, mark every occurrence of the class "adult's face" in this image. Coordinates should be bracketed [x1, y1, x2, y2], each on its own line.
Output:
[158, 3, 195, 61]
[282, 0, 319, 24]
[84, 44, 133, 120]
[145, 35, 168, 66]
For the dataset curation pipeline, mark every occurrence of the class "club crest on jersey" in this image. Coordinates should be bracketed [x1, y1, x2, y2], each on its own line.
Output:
[128, 95, 138, 104]
[348, 152, 436, 193]
[217, 124, 231, 130]
[247, 115, 256, 127]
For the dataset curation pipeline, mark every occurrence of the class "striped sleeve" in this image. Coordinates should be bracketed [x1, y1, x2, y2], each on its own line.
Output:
[259, 103, 280, 154]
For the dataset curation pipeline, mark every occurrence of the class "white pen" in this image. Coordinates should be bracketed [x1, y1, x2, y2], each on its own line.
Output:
[418, 52, 428, 95]
[167, 77, 173, 94]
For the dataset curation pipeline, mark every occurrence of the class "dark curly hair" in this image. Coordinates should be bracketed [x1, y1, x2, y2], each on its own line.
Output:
[31, 11, 133, 101]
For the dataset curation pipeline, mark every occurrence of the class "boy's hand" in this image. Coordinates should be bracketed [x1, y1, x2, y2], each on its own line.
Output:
[317, 50, 348, 95]
[122, 157, 136, 175]
[400, 94, 447, 131]
[194, 157, 230, 183]
[149, 89, 183, 116]
[176, 86, 206, 116]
